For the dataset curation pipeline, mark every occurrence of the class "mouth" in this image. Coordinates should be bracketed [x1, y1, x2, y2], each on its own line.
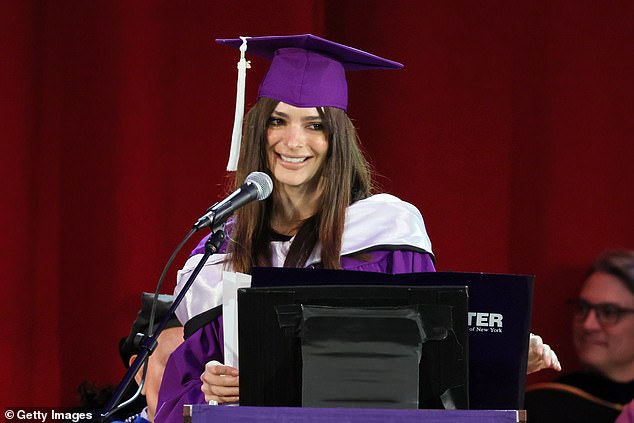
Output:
[279, 154, 310, 164]
[578, 334, 608, 347]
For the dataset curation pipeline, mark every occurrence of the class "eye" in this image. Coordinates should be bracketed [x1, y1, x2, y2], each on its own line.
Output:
[267, 117, 284, 127]
[572, 299, 591, 315]
[307, 122, 324, 131]
[598, 305, 621, 320]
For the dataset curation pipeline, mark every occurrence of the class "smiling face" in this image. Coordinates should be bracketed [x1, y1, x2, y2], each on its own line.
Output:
[266, 102, 329, 195]
[573, 271, 634, 381]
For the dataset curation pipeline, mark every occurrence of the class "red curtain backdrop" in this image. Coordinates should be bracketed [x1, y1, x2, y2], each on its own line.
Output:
[2, 0, 632, 407]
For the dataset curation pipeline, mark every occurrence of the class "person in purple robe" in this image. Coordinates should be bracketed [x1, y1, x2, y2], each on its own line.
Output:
[154, 34, 559, 423]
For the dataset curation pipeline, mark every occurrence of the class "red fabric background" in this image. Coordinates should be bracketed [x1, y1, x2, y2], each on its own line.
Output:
[2, 0, 632, 407]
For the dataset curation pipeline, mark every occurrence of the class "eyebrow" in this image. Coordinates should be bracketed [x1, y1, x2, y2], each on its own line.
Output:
[271, 110, 322, 122]
[578, 298, 632, 308]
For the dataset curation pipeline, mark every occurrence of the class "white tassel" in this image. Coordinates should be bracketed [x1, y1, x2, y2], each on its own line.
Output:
[226, 36, 251, 171]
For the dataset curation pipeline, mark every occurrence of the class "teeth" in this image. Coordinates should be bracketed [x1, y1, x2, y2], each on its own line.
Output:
[281, 155, 307, 163]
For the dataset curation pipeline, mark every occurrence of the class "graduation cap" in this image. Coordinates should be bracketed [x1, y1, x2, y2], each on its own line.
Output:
[215, 34, 403, 170]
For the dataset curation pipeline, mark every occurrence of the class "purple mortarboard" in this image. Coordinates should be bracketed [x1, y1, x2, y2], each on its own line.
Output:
[217, 34, 403, 110]
[215, 34, 403, 170]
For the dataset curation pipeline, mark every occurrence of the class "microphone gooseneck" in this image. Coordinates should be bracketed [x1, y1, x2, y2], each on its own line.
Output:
[103, 173, 272, 420]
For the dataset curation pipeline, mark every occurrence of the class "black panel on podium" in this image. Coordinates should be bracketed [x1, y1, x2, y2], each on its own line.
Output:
[246, 268, 534, 410]
[238, 283, 469, 409]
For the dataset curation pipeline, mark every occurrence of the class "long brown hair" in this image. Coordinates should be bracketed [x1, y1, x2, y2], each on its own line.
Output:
[229, 97, 374, 273]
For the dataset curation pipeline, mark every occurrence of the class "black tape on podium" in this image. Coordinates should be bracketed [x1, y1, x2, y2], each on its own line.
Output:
[272, 302, 466, 409]
[300, 306, 424, 408]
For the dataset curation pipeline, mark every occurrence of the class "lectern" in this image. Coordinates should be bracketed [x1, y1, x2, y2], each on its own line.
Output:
[248, 268, 534, 410]
[184, 269, 532, 422]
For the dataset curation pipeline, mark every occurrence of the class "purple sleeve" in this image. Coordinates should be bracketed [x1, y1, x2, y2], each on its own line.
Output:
[154, 316, 224, 423]
[340, 249, 436, 274]
[616, 401, 634, 423]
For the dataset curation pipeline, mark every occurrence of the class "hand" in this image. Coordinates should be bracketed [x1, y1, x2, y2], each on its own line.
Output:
[200, 360, 240, 404]
[527, 333, 562, 374]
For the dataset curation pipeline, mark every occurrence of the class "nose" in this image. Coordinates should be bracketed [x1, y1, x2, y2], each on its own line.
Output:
[580, 308, 602, 329]
[283, 124, 304, 148]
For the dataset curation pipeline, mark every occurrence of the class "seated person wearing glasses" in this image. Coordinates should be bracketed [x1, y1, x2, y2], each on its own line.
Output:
[525, 250, 634, 423]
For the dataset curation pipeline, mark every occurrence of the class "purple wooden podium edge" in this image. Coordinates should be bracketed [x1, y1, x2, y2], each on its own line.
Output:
[185, 405, 526, 423]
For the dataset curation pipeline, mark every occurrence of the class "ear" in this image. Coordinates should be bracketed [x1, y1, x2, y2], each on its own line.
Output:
[128, 354, 147, 395]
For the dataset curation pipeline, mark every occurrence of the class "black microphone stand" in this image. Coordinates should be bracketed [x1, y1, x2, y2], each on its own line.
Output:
[100, 227, 226, 421]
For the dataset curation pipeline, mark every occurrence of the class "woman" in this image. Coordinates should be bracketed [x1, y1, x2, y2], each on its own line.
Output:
[155, 35, 435, 423]
[155, 35, 557, 423]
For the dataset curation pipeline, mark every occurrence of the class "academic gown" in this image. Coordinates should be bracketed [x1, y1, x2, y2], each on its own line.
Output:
[111, 407, 151, 423]
[555, 371, 634, 406]
[154, 194, 435, 423]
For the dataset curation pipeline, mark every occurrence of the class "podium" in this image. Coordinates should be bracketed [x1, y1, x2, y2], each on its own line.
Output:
[179, 270, 534, 422]
[245, 269, 534, 410]
[184, 405, 527, 423]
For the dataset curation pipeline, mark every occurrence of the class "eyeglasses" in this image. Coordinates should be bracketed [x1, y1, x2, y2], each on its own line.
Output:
[569, 298, 634, 327]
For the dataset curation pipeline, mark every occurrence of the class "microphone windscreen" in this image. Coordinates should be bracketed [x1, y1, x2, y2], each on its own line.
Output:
[246, 171, 273, 200]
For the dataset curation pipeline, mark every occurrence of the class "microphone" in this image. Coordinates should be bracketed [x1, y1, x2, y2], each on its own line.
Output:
[193, 171, 273, 232]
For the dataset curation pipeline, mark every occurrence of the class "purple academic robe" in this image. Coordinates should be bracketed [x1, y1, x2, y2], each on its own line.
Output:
[154, 250, 435, 423]
[617, 401, 634, 423]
